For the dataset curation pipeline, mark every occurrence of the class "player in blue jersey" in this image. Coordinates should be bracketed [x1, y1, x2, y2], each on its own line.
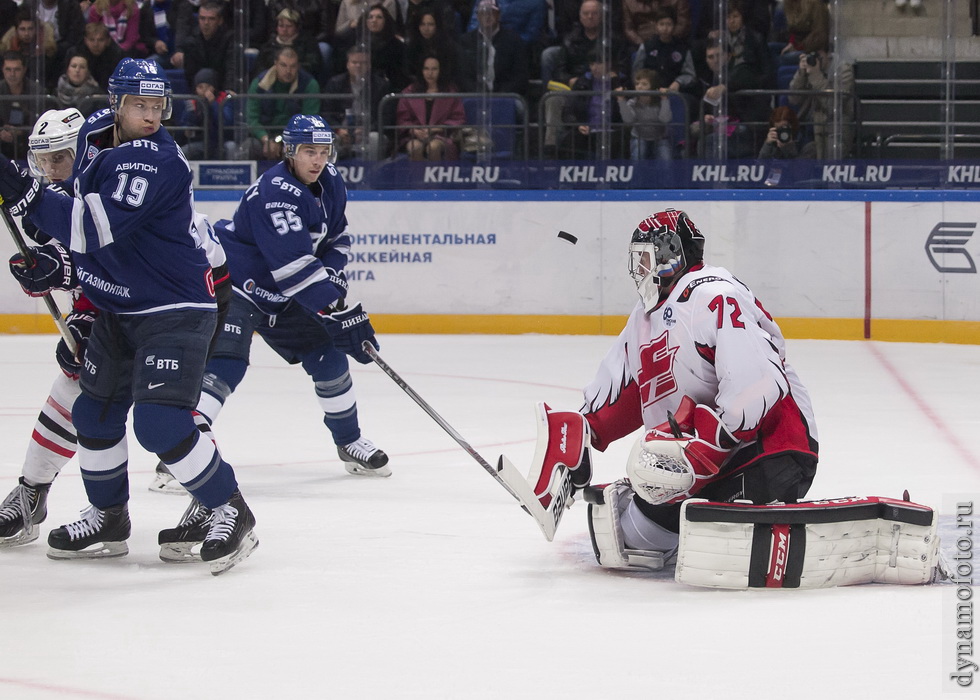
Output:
[190, 113, 389, 479]
[0, 58, 257, 575]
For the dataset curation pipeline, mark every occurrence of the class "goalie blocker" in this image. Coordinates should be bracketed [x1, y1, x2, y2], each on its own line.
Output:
[675, 496, 942, 589]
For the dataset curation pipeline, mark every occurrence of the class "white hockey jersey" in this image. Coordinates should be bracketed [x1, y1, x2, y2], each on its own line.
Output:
[582, 264, 817, 475]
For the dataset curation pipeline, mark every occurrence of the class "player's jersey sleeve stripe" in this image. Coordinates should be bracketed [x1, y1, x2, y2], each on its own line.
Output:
[70, 197, 87, 253]
[280, 267, 330, 297]
[271, 255, 330, 297]
[83, 192, 115, 248]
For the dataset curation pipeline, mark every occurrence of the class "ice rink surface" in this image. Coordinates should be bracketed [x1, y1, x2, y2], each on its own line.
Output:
[1, 333, 978, 699]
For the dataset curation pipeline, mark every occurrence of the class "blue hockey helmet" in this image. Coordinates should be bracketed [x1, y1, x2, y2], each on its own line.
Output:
[282, 114, 336, 163]
[108, 58, 172, 120]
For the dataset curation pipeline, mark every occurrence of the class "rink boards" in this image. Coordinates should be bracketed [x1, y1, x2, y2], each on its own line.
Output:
[2, 189, 979, 344]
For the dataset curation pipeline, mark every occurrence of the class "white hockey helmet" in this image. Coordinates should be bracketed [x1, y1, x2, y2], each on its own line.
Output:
[628, 209, 705, 312]
[28, 108, 85, 178]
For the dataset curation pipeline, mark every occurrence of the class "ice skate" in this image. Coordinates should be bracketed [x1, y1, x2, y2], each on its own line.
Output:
[200, 490, 258, 575]
[47, 504, 131, 559]
[158, 497, 213, 563]
[0, 477, 52, 548]
[148, 461, 187, 496]
[338, 438, 391, 477]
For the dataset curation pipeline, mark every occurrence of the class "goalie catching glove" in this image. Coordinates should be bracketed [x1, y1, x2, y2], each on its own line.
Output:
[627, 397, 738, 505]
[8, 242, 77, 297]
[317, 300, 378, 364]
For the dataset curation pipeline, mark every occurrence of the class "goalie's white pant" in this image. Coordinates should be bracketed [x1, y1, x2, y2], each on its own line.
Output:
[587, 481, 678, 571]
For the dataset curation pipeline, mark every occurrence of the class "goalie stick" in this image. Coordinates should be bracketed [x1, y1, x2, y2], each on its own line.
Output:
[362, 341, 572, 541]
[0, 206, 76, 353]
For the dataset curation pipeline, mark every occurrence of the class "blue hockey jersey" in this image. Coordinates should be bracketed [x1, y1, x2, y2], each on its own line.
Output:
[28, 109, 215, 315]
[221, 160, 352, 316]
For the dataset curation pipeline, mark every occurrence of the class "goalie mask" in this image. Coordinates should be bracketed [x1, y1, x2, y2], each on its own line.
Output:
[629, 209, 705, 312]
[27, 108, 84, 181]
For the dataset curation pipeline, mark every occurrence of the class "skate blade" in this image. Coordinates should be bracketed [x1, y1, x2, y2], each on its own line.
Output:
[159, 541, 204, 563]
[208, 530, 259, 576]
[0, 523, 40, 549]
[147, 474, 188, 496]
[343, 462, 392, 478]
[47, 541, 129, 560]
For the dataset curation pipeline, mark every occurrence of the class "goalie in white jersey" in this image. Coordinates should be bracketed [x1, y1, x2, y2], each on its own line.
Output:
[550, 209, 819, 570]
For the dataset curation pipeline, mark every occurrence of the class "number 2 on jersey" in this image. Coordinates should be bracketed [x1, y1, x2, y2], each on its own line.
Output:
[708, 295, 746, 329]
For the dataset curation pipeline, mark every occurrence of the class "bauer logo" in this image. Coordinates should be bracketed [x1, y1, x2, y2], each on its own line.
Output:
[925, 222, 977, 274]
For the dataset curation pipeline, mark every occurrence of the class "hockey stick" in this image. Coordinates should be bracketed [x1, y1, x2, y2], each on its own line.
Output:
[362, 341, 571, 541]
[0, 205, 76, 353]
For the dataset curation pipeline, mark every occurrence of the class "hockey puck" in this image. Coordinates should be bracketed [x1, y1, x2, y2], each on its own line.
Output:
[557, 230, 578, 245]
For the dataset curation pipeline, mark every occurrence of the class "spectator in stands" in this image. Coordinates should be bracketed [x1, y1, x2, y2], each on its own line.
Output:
[0, 9, 58, 87]
[561, 48, 626, 158]
[623, 0, 691, 48]
[324, 42, 392, 160]
[694, 0, 772, 44]
[616, 67, 672, 160]
[758, 104, 801, 158]
[406, 9, 462, 86]
[37, 0, 87, 82]
[396, 53, 466, 160]
[0, 50, 40, 158]
[688, 40, 768, 158]
[255, 7, 324, 83]
[780, 0, 828, 58]
[180, 67, 234, 160]
[86, 0, 143, 57]
[240, 45, 321, 159]
[458, 0, 528, 97]
[358, 4, 410, 91]
[138, 0, 177, 68]
[632, 6, 695, 93]
[788, 41, 854, 158]
[55, 53, 102, 113]
[171, 0, 237, 93]
[268, 0, 338, 82]
[464, 0, 545, 47]
[541, 0, 628, 155]
[714, 1, 772, 89]
[402, 0, 459, 42]
[335, 0, 398, 52]
[67, 22, 124, 91]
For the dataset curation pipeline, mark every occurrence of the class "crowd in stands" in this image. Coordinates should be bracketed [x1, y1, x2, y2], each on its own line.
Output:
[0, 0, 851, 162]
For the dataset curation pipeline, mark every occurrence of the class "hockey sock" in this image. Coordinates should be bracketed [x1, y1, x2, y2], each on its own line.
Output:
[72, 394, 130, 508]
[77, 434, 130, 508]
[159, 430, 238, 509]
[315, 374, 360, 446]
[197, 359, 244, 423]
[23, 372, 82, 485]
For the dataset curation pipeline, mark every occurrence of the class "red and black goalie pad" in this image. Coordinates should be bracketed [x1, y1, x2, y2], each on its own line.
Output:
[682, 496, 936, 588]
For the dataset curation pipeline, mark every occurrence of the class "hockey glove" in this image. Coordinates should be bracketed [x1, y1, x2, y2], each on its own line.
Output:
[324, 267, 349, 299]
[318, 301, 378, 364]
[628, 403, 739, 506]
[55, 308, 97, 380]
[8, 242, 77, 296]
[0, 153, 41, 216]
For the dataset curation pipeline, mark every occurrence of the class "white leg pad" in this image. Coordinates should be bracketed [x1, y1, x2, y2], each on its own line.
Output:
[675, 496, 941, 589]
[587, 481, 671, 571]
